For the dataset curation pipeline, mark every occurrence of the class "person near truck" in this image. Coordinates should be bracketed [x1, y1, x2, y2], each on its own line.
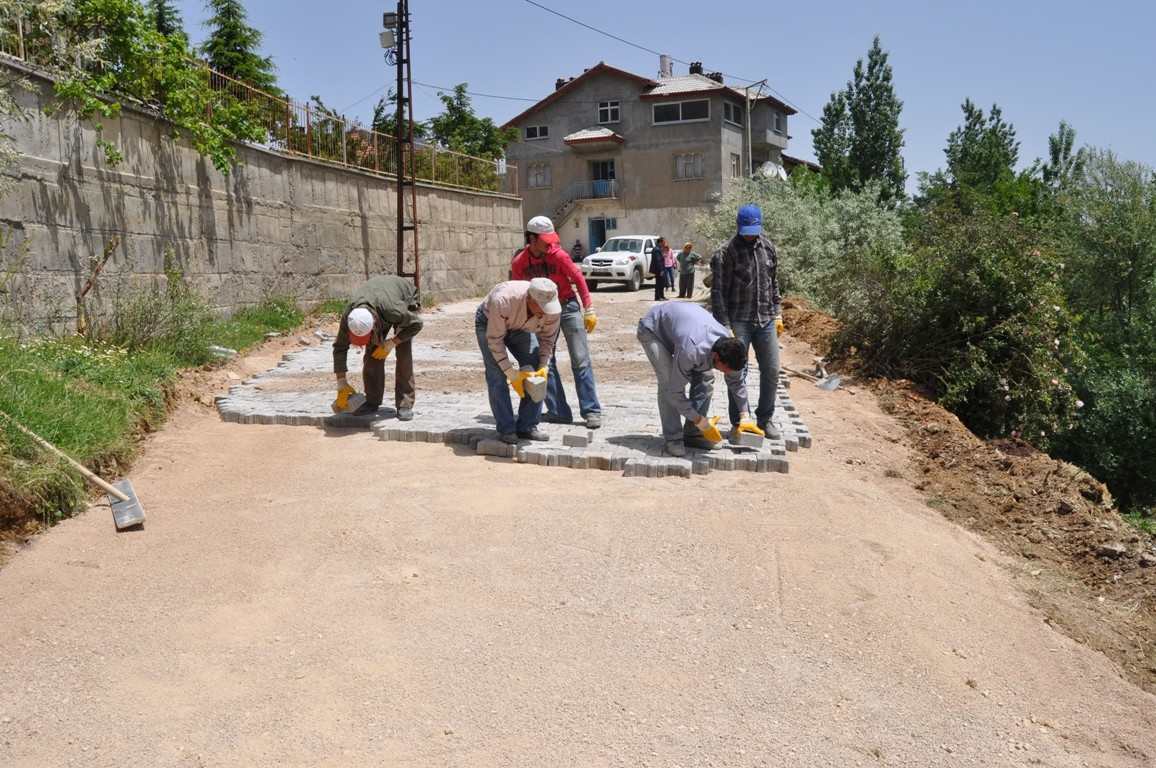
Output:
[511, 215, 604, 430]
[637, 301, 763, 457]
[476, 278, 562, 445]
[677, 242, 702, 298]
[649, 236, 668, 301]
[332, 275, 424, 419]
[710, 203, 785, 441]
[662, 241, 678, 292]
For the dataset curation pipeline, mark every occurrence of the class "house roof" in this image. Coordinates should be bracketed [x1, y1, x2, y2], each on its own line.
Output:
[501, 62, 656, 128]
[782, 153, 822, 172]
[639, 73, 798, 115]
[563, 127, 625, 145]
[502, 62, 796, 129]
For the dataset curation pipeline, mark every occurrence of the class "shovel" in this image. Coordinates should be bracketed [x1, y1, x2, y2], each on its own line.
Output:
[0, 411, 146, 530]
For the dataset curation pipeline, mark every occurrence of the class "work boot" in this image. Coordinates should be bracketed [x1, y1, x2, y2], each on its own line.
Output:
[684, 435, 719, 451]
[584, 413, 602, 430]
[498, 432, 519, 445]
[517, 428, 550, 442]
[542, 413, 573, 425]
[664, 440, 686, 457]
[758, 422, 782, 440]
[397, 407, 414, 422]
[351, 402, 380, 417]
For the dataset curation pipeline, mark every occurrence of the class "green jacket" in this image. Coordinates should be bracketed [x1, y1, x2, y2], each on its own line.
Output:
[333, 276, 423, 374]
[677, 250, 702, 274]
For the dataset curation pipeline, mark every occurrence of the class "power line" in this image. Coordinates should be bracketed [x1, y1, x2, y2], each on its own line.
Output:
[518, 0, 820, 123]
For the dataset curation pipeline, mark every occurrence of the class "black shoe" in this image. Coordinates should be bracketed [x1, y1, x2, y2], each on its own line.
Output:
[542, 413, 573, 425]
[684, 435, 720, 451]
[351, 402, 380, 416]
[517, 428, 550, 442]
[498, 432, 518, 445]
[584, 413, 602, 430]
[397, 407, 414, 421]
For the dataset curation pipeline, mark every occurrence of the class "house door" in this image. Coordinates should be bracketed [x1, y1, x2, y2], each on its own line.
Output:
[588, 218, 608, 251]
[590, 159, 616, 198]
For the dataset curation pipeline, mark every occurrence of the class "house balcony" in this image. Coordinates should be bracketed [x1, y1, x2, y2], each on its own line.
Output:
[552, 180, 620, 223]
[751, 128, 789, 150]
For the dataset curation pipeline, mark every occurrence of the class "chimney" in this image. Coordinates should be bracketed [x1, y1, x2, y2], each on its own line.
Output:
[707, 71, 724, 84]
[658, 53, 673, 79]
[555, 77, 567, 90]
[689, 61, 703, 75]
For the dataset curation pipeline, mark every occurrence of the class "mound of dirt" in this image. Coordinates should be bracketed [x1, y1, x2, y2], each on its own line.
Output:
[875, 380, 1156, 693]
[782, 296, 840, 352]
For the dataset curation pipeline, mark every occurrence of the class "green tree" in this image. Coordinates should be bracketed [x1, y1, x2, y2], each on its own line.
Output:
[811, 36, 906, 203]
[146, 0, 182, 36]
[1042, 120, 1086, 190]
[371, 91, 426, 140]
[200, 0, 276, 92]
[427, 84, 515, 159]
[944, 99, 1019, 189]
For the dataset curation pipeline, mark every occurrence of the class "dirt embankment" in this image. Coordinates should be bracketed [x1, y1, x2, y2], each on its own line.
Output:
[784, 295, 1156, 694]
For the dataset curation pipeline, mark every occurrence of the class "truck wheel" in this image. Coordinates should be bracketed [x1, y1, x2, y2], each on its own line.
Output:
[627, 268, 642, 292]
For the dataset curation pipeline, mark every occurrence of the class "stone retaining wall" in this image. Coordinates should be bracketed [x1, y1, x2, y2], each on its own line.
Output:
[0, 63, 524, 332]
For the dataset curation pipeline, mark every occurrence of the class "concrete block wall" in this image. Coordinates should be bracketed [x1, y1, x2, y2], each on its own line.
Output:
[0, 65, 523, 332]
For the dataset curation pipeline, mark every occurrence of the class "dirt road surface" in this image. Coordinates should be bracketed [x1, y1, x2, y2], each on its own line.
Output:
[2, 289, 1154, 767]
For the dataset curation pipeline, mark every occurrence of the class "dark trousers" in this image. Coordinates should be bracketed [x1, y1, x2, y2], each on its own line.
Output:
[678, 271, 695, 298]
[653, 272, 666, 300]
[362, 339, 415, 410]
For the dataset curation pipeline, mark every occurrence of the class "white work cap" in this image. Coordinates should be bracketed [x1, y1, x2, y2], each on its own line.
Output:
[527, 277, 562, 315]
[347, 306, 374, 340]
[526, 215, 560, 245]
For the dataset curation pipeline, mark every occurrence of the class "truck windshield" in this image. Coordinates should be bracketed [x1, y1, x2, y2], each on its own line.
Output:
[601, 239, 642, 253]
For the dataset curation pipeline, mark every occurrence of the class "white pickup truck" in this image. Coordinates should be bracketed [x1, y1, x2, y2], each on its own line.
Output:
[579, 235, 659, 292]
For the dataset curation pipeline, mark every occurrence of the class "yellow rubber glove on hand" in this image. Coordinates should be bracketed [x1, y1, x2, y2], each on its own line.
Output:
[700, 415, 723, 444]
[332, 383, 357, 413]
[737, 421, 765, 437]
[583, 309, 597, 333]
[506, 369, 529, 398]
[775, 315, 785, 335]
[535, 367, 548, 381]
[371, 339, 396, 360]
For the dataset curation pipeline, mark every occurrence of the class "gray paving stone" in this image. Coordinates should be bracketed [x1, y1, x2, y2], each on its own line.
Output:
[476, 439, 515, 458]
[562, 433, 590, 448]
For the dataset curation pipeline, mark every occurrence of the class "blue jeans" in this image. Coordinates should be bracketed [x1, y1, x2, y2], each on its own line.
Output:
[475, 306, 543, 435]
[664, 266, 676, 290]
[726, 319, 780, 427]
[545, 298, 602, 421]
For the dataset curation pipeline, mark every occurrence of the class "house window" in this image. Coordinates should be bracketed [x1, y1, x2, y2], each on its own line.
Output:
[674, 153, 704, 180]
[730, 153, 742, 178]
[590, 159, 616, 181]
[723, 101, 743, 126]
[528, 162, 551, 189]
[605, 217, 618, 231]
[773, 112, 785, 135]
[524, 125, 549, 140]
[652, 99, 711, 124]
[597, 100, 620, 124]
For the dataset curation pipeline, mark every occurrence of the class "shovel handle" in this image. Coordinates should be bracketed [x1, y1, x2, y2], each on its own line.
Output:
[0, 412, 130, 502]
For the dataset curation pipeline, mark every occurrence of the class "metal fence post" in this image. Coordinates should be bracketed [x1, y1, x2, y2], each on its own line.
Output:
[305, 104, 312, 157]
[431, 145, 436, 183]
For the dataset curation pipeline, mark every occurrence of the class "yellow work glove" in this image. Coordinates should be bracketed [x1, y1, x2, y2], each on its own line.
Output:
[332, 382, 357, 413]
[534, 367, 548, 381]
[583, 308, 597, 333]
[737, 421, 765, 437]
[775, 315, 785, 335]
[371, 338, 396, 360]
[506, 369, 529, 398]
[699, 415, 723, 444]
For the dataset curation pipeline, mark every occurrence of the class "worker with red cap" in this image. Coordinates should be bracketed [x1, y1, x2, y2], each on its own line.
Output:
[510, 215, 603, 429]
[332, 275, 424, 418]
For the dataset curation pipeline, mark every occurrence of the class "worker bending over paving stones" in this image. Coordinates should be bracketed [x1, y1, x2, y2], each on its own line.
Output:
[711, 203, 785, 441]
[332, 275, 424, 419]
[637, 302, 764, 457]
[511, 215, 603, 429]
[476, 278, 562, 445]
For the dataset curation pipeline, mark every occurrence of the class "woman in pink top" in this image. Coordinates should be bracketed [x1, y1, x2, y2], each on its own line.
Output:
[662, 243, 677, 291]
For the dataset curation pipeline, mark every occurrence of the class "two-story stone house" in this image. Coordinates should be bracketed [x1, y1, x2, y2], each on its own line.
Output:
[503, 58, 796, 253]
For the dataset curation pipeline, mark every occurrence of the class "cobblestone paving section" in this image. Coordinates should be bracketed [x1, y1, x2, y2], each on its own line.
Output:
[217, 338, 813, 479]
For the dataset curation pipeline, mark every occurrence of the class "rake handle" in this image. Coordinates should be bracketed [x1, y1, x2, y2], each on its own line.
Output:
[0, 412, 130, 502]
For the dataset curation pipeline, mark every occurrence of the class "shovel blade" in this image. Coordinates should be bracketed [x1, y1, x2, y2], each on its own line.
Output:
[110, 480, 145, 530]
[816, 374, 842, 392]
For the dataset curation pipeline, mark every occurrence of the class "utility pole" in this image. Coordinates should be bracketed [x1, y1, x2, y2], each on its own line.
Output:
[384, 0, 420, 291]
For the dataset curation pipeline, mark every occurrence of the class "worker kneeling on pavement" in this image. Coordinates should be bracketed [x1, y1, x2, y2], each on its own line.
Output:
[476, 278, 562, 445]
[332, 275, 424, 419]
[637, 301, 764, 457]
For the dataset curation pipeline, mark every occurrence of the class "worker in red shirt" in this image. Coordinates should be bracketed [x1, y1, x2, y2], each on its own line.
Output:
[511, 215, 603, 429]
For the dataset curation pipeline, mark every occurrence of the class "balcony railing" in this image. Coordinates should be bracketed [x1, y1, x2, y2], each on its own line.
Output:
[565, 179, 619, 201]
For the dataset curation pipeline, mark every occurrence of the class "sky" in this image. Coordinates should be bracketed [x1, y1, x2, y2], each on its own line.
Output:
[173, 0, 1154, 182]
